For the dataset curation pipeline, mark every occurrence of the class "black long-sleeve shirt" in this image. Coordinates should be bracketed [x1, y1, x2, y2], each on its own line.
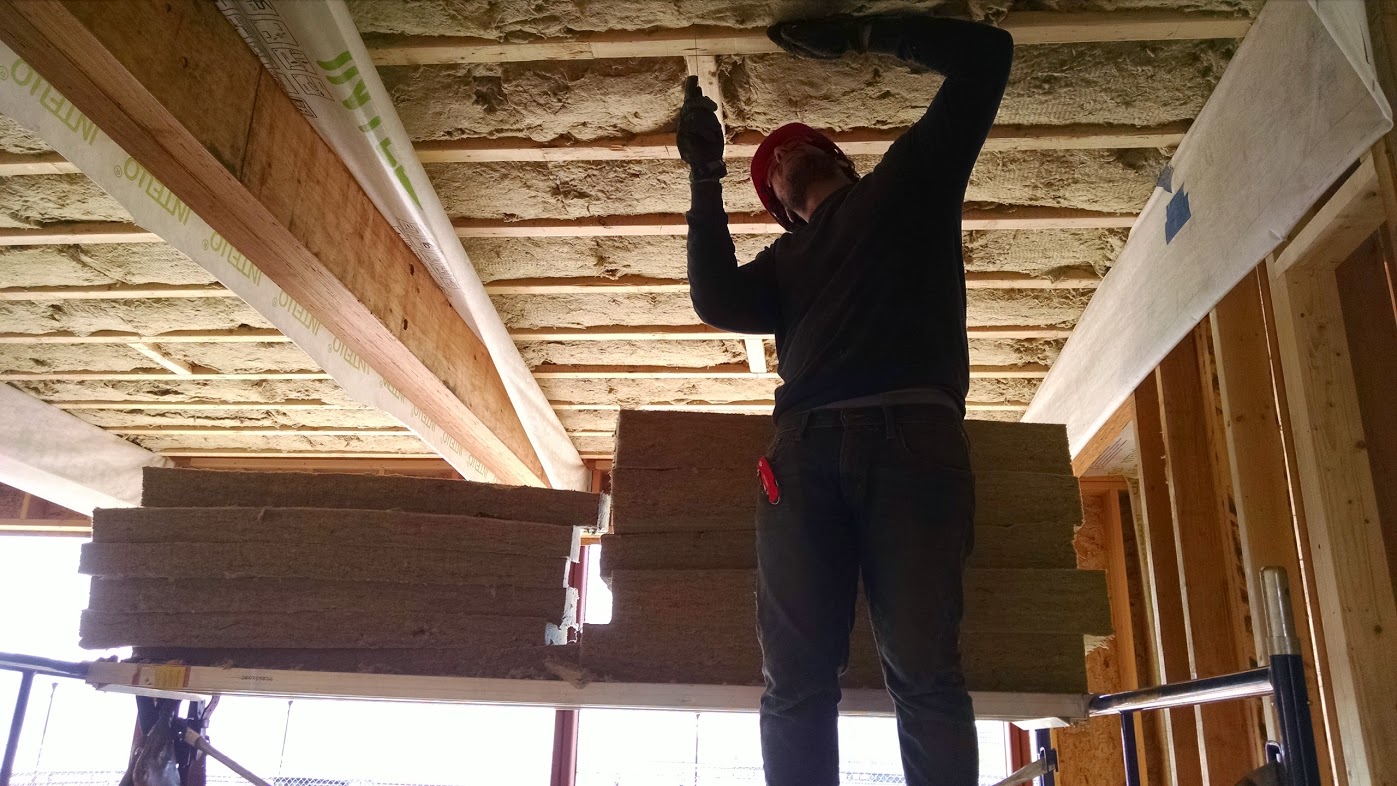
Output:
[687, 19, 1014, 420]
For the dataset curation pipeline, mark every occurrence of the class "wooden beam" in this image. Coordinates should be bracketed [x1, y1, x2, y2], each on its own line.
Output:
[156, 450, 440, 459]
[3, 122, 1190, 176]
[413, 123, 1190, 164]
[173, 456, 458, 475]
[510, 325, 1073, 341]
[0, 0, 544, 485]
[0, 150, 79, 175]
[0, 519, 91, 536]
[454, 208, 1137, 237]
[0, 284, 234, 301]
[530, 363, 1048, 379]
[49, 400, 354, 411]
[106, 426, 411, 437]
[549, 400, 1030, 413]
[1156, 333, 1263, 784]
[483, 270, 1101, 295]
[1267, 235, 1397, 784]
[1210, 267, 1340, 779]
[1132, 373, 1204, 786]
[1071, 396, 1135, 476]
[0, 371, 329, 382]
[1270, 157, 1384, 276]
[127, 343, 193, 376]
[0, 329, 290, 345]
[742, 337, 767, 374]
[366, 12, 1252, 66]
[0, 223, 160, 245]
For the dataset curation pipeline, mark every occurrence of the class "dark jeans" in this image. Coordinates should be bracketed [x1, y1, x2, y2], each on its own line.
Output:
[756, 404, 977, 786]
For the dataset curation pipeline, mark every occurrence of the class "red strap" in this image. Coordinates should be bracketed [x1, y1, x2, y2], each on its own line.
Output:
[757, 456, 781, 505]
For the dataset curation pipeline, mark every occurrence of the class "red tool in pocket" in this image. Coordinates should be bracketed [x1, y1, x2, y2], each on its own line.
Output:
[757, 456, 781, 505]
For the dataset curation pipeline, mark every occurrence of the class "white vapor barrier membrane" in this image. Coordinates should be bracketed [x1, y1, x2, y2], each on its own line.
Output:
[0, 42, 505, 484]
[216, 0, 587, 491]
[1025, 0, 1393, 453]
[0, 384, 170, 515]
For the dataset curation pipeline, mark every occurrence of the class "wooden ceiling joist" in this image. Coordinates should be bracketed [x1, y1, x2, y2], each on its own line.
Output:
[510, 324, 1073, 341]
[0, 284, 234, 301]
[484, 270, 1101, 295]
[529, 364, 1050, 379]
[127, 343, 194, 376]
[367, 12, 1253, 66]
[0, 121, 1190, 177]
[0, 223, 160, 245]
[455, 208, 1137, 238]
[549, 400, 1031, 413]
[107, 426, 411, 436]
[49, 400, 355, 411]
[155, 449, 441, 459]
[0, 370, 330, 381]
[0, 330, 290, 345]
[416, 122, 1190, 165]
[0, 0, 546, 485]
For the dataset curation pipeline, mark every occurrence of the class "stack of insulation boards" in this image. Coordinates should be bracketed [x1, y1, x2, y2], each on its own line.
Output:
[583, 410, 1108, 694]
[80, 467, 602, 679]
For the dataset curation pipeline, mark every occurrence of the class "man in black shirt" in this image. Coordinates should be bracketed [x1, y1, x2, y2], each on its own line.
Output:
[678, 15, 1013, 786]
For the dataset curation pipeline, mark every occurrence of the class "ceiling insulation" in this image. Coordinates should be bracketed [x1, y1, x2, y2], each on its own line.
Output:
[0, 0, 1259, 464]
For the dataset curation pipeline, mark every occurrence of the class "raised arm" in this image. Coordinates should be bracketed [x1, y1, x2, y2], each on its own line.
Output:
[769, 16, 1014, 194]
[677, 77, 780, 334]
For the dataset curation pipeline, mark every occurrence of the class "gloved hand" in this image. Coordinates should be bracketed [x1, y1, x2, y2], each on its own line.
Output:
[677, 75, 727, 183]
[766, 17, 865, 60]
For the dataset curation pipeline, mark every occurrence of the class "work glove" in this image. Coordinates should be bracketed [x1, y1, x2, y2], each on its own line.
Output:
[677, 75, 728, 183]
[766, 18, 865, 60]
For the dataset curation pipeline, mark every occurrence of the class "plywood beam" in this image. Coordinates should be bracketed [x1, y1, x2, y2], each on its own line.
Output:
[1070, 396, 1135, 476]
[0, 0, 544, 485]
[0, 284, 234, 301]
[509, 325, 1073, 341]
[0, 329, 290, 345]
[366, 12, 1252, 66]
[454, 208, 1137, 237]
[483, 270, 1101, 295]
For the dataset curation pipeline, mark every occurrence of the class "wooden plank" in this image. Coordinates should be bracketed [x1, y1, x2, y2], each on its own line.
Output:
[413, 123, 1189, 164]
[90, 578, 576, 621]
[125, 646, 579, 683]
[455, 208, 1137, 237]
[80, 542, 571, 587]
[1156, 334, 1262, 783]
[1270, 157, 1384, 275]
[0, 371, 328, 381]
[0, 223, 160, 245]
[512, 325, 1074, 341]
[1131, 373, 1204, 786]
[92, 506, 578, 558]
[0, 329, 291, 344]
[742, 337, 766, 374]
[366, 12, 1251, 65]
[1267, 243, 1397, 786]
[80, 609, 563, 649]
[0, 0, 545, 485]
[50, 400, 352, 410]
[0, 150, 79, 175]
[125, 343, 193, 376]
[104, 426, 408, 436]
[484, 271, 1101, 294]
[0, 284, 235, 300]
[154, 450, 442, 460]
[1211, 267, 1337, 774]
[604, 568, 1111, 635]
[528, 364, 1048, 379]
[0, 519, 91, 536]
[140, 467, 601, 529]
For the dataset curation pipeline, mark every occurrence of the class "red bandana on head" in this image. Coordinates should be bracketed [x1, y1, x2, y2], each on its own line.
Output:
[751, 123, 857, 231]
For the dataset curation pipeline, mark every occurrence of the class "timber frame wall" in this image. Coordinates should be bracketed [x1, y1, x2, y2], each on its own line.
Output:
[1064, 146, 1397, 784]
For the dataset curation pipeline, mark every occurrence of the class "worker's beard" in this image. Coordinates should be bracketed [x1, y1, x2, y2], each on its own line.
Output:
[775, 150, 845, 216]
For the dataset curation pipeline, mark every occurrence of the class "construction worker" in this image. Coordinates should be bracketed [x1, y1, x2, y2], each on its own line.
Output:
[678, 15, 1014, 786]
